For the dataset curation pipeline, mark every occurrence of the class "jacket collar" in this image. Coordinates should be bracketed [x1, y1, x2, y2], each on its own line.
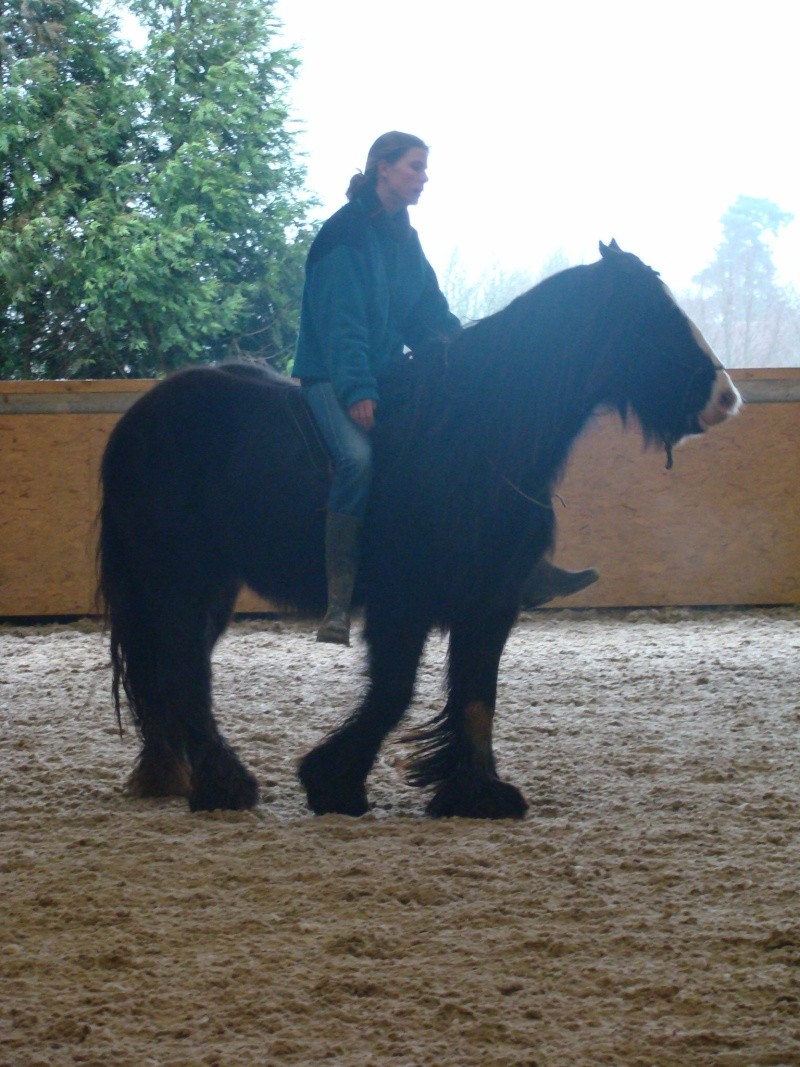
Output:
[356, 187, 412, 236]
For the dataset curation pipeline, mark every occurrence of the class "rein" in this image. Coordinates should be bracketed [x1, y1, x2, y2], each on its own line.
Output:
[496, 467, 565, 511]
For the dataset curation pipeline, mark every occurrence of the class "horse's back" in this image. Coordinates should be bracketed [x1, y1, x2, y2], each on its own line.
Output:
[104, 363, 310, 490]
[100, 363, 329, 614]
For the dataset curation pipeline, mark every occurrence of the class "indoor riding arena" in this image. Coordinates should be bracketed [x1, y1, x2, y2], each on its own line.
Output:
[2, 372, 799, 1067]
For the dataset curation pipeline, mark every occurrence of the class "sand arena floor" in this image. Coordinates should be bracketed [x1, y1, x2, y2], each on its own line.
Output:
[1, 607, 799, 1067]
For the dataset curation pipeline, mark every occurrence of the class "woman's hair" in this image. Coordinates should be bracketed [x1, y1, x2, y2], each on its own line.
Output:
[345, 131, 428, 201]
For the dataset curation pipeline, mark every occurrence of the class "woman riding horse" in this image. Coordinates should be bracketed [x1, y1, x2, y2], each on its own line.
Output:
[293, 131, 597, 646]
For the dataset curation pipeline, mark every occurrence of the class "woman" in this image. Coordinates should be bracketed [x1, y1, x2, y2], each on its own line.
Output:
[294, 132, 597, 645]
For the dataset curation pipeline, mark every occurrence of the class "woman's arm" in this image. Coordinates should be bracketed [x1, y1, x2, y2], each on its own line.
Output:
[306, 245, 381, 411]
[403, 259, 462, 349]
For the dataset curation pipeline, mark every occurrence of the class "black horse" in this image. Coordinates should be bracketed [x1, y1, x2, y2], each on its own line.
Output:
[98, 241, 740, 818]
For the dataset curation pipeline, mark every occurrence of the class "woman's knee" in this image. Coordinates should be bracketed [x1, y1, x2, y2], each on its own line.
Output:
[330, 443, 372, 516]
[337, 445, 372, 493]
[342, 438, 372, 477]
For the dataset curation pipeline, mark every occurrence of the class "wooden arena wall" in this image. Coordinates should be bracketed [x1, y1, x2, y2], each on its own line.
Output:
[1, 369, 798, 616]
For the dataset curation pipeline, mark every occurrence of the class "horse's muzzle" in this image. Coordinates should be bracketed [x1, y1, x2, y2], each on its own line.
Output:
[699, 370, 742, 430]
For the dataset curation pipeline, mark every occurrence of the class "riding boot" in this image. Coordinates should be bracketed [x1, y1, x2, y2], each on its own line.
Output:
[317, 512, 362, 646]
[520, 558, 600, 609]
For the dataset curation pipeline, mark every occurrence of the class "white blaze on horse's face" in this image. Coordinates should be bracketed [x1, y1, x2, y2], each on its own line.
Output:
[662, 281, 742, 430]
[685, 316, 742, 428]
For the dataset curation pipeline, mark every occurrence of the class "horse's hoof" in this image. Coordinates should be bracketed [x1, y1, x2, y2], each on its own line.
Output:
[305, 787, 369, 817]
[298, 751, 369, 816]
[426, 776, 529, 820]
[188, 753, 260, 812]
[300, 774, 369, 817]
[189, 775, 260, 812]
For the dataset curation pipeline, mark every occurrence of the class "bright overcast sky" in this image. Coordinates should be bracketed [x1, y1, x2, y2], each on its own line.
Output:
[116, 0, 798, 295]
[273, 0, 799, 294]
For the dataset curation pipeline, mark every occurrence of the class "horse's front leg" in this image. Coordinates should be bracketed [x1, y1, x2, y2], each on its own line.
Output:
[298, 609, 430, 816]
[408, 607, 528, 819]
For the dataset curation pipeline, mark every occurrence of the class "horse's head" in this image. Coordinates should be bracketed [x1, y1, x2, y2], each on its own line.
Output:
[598, 239, 741, 463]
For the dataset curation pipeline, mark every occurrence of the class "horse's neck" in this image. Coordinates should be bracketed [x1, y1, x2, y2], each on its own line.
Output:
[443, 364, 598, 495]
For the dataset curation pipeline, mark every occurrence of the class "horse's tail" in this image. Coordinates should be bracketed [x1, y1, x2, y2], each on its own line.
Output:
[97, 478, 129, 735]
[96, 427, 150, 738]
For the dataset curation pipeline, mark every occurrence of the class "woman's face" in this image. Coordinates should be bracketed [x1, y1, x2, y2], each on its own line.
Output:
[376, 148, 429, 213]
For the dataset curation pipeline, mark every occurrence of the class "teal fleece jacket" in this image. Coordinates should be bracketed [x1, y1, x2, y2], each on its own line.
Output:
[292, 189, 461, 410]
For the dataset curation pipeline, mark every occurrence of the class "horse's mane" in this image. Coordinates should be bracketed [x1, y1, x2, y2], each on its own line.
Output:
[417, 261, 620, 495]
[449, 259, 619, 397]
[436, 252, 680, 476]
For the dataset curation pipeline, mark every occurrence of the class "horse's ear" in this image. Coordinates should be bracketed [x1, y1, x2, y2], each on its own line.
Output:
[599, 238, 623, 258]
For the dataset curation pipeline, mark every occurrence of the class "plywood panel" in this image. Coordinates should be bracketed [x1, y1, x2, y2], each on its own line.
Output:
[0, 373, 798, 615]
[1, 414, 114, 615]
[550, 403, 800, 606]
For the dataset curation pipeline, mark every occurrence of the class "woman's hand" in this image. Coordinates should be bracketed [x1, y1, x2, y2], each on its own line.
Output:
[348, 398, 376, 431]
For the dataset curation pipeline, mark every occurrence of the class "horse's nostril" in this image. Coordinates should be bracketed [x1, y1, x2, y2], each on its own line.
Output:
[719, 389, 737, 411]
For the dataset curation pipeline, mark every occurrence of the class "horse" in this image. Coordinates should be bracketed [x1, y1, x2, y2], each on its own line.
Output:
[98, 240, 741, 818]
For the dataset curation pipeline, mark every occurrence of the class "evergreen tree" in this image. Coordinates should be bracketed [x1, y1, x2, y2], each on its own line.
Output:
[0, 0, 139, 376]
[0, 0, 313, 378]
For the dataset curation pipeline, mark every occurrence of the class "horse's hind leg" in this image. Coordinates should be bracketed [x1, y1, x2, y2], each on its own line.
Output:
[408, 607, 528, 819]
[298, 612, 429, 816]
[128, 720, 191, 800]
[176, 604, 259, 812]
[115, 611, 192, 799]
[126, 589, 258, 811]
